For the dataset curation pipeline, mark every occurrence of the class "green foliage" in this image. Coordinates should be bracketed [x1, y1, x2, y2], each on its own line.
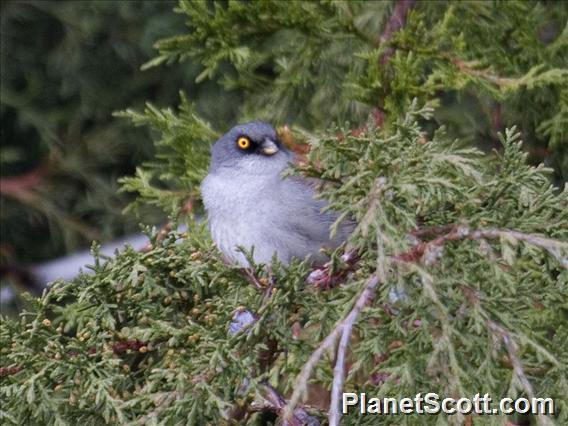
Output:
[116, 93, 218, 217]
[121, 0, 567, 227]
[2, 107, 567, 424]
[150, 0, 388, 127]
[147, 0, 567, 182]
[2, 1, 568, 425]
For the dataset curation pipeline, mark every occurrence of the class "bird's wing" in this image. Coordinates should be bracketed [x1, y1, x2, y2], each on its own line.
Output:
[276, 176, 354, 248]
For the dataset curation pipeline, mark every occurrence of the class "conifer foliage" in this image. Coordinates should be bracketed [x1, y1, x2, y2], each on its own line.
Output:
[1, 1, 567, 425]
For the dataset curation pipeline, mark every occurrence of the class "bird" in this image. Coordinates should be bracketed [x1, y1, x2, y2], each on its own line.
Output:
[200, 121, 353, 267]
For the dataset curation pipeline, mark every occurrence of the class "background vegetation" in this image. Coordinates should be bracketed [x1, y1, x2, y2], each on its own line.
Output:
[0, 0, 239, 266]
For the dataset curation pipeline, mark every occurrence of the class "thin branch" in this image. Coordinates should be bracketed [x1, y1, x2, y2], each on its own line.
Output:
[329, 314, 357, 426]
[471, 228, 567, 267]
[487, 321, 554, 426]
[449, 57, 516, 88]
[410, 224, 456, 239]
[284, 274, 381, 421]
[398, 226, 567, 268]
[0, 165, 47, 196]
[241, 268, 264, 290]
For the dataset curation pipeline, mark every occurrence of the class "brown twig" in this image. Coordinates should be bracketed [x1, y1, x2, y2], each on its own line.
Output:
[140, 198, 194, 252]
[241, 268, 264, 291]
[397, 226, 567, 268]
[378, 0, 416, 65]
[410, 224, 456, 239]
[0, 165, 47, 196]
[449, 57, 516, 88]
[0, 366, 23, 378]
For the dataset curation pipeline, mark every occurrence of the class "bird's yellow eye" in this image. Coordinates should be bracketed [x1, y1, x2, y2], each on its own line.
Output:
[237, 136, 251, 150]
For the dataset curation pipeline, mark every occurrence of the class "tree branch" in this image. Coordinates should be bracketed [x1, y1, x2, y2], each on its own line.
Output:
[378, 0, 416, 65]
[288, 222, 565, 423]
[284, 274, 381, 421]
[0, 165, 47, 196]
[487, 320, 554, 426]
[398, 226, 567, 268]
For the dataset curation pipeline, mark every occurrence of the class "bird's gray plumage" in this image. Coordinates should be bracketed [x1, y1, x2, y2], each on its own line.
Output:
[201, 121, 352, 267]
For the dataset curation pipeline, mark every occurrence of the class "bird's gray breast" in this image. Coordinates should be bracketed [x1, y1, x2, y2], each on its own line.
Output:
[201, 169, 278, 265]
[201, 169, 346, 267]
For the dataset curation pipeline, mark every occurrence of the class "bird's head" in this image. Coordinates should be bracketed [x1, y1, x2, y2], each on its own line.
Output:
[209, 121, 292, 175]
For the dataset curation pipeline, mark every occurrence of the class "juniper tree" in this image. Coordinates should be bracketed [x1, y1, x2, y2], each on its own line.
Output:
[1, 1, 567, 425]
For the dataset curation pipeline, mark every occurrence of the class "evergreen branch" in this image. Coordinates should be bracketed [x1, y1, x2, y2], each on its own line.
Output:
[1, 339, 150, 376]
[448, 57, 516, 88]
[362, 0, 416, 124]
[132, 390, 181, 425]
[285, 274, 381, 421]
[487, 320, 554, 426]
[418, 270, 467, 406]
[319, 220, 568, 425]
[398, 226, 568, 268]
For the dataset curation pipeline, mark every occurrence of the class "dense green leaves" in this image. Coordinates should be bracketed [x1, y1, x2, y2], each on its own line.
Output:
[3, 109, 567, 424]
[148, 0, 567, 184]
[117, 93, 217, 217]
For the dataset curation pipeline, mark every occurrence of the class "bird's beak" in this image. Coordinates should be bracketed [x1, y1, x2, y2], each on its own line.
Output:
[261, 139, 279, 156]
